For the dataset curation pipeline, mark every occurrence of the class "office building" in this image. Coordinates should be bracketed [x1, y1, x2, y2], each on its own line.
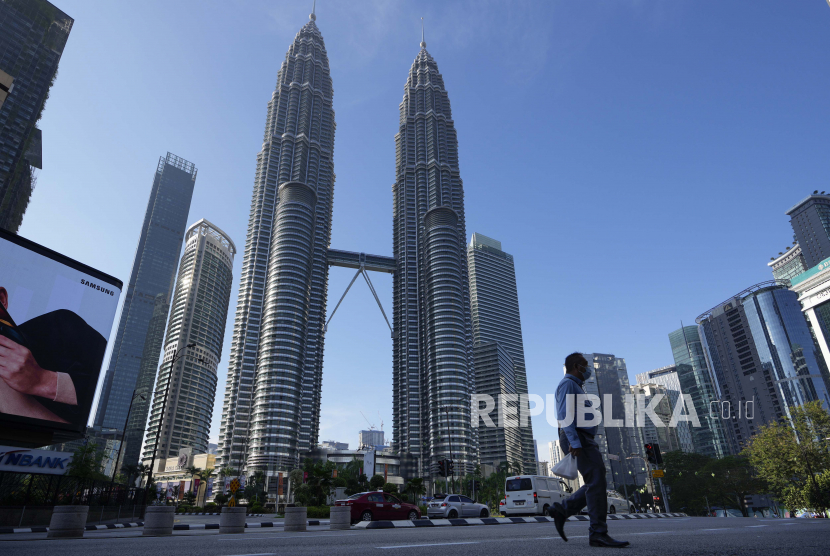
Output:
[669, 325, 731, 459]
[143, 220, 235, 467]
[635, 365, 695, 453]
[697, 282, 830, 452]
[630, 384, 682, 453]
[467, 233, 535, 473]
[0, 0, 72, 232]
[218, 11, 336, 474]
[95, 153, 196, 442]
[787, 192, 830, 268]
[768, 242, 807, 285]
[320, 441, 349, 451]
[537, 461, 549, 476]
[391, 34, 475, 476]
[359, 430, 385, 451]
[473, 342, 523, 470]
[791, 260, 830, 394]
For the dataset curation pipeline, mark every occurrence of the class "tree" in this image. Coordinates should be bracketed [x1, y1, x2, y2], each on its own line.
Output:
[369, 474, 386, 490]
[661, 451, 716, 516]
[220, 466, 236, 478]
[66, 442, 109, 480]
[403, 477, 426, 504]
[703, 455, 766, 517]
[745, 401, 830, 515]
[214, 492, 228, 507]
[185, 466, 203, 499]
[382, 482, 398, 494]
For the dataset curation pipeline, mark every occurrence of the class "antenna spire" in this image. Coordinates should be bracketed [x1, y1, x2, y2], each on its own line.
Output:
[310, 0, 316, 21]
[420, 17, 426, 49]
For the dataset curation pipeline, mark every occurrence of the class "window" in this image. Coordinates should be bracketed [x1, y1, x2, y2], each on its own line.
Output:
[447, 495, 460, 502]
[384, 494, 401, 504]
[367, 493, 384, 503]
[506, 478, 533, 491]
[459, 496, 474, 503]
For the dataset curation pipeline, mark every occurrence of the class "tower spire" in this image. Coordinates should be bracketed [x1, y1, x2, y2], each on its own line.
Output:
[310, 0, 316, 21]
[420, 17, 426, 49]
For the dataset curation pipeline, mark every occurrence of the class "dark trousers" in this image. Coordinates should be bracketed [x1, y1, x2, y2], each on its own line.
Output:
[558, 429, 608, 535]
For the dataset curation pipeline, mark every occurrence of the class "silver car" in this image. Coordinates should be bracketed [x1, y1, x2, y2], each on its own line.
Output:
[427, 494, 490, 519]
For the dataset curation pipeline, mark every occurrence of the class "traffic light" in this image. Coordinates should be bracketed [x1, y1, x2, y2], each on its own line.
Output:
[447, 459, 455, 476]
[644, 444, 656, 465]
[653, 443, 663, 466]
[437, 460, 447, 477]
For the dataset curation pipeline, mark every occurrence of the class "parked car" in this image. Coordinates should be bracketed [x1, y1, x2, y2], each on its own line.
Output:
[501, 475, 569, 516]
[427, 494, 490, 518]
[604, 490, 633, 514]
[335, 491, 422, 523]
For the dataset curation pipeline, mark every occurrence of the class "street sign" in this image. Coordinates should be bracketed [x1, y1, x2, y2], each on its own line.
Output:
[651, 470, 665, 478]
[229, 478, 240, 493]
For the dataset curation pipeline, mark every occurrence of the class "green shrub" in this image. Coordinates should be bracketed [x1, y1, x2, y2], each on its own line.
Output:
[419, 504, 428, 515]
[305, 506, 331, 519]
[205, 503, 218, 511]
[382, 483, 398, 494]
[249, 503, 265, 514]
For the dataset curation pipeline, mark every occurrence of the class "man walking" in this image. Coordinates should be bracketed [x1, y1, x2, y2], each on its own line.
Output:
[549, 352, 629, 548]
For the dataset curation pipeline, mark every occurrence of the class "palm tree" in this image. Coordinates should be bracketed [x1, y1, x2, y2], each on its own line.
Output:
[404, 477, 426, 504]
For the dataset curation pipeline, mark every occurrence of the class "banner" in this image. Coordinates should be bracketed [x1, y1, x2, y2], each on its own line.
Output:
[193, 478, 200, 493]
[0, 445, 72, 475]
[278, 472, 283, 496]
[224, 477, 230, 494]
[206, 478, 213, 499]
[0, 229, 121, 434]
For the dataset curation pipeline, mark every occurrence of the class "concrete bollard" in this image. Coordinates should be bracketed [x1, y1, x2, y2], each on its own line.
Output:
[47, 505, 89, 539]
[143, 506, 175, 536]
[329, 506, 351, 530]
[284, 506, 307, 532]
[219, 506, 247, 534]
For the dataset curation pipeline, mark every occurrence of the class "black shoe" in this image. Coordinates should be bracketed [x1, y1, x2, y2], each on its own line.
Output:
[589, 533, 630, 547]
[549, 502, 568, 542]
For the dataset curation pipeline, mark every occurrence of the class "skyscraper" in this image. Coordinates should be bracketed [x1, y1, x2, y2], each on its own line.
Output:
[768, 242, 807, 285]
[697, 282, 830, 452]
[0, 0, 72, 232]
[787, 192, 830, 268]
[392, 34, 475, 476]
[630, 384, 682, 453]
[218, 11, 336, 474]
[95, 153, 196, 435]
[668, 325, 730, 459]
[467, 233, 534, 473]
[635, 365, 695, 453]
[143, 220, 235, 465]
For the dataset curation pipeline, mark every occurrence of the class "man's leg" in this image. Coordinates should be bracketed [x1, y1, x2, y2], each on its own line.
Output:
[577, 437, 607, 536]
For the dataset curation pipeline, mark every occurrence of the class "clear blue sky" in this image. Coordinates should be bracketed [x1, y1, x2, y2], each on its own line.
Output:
[19, 1, 830, 458]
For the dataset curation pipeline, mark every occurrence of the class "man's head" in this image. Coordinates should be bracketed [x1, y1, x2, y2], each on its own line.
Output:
[565, 352, 590, 381]
[0, 287, 7, 311]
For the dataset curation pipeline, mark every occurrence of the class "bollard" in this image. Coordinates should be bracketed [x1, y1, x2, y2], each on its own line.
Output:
[219, 506, 247, 534]
[47, 505, 89, 539]
[284, 506, 307, 532]
[329, 506, 351, 530]
[143, 506, 175, 536]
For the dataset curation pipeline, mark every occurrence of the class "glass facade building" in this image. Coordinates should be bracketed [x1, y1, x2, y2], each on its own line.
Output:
[768, 243, 807, 286]
[0, 0, 72, 232]
[143, 220, 235, 466]
[635, 365, 695, 453]
[697, 283, 830, 452]
[669, 326, 731, 458]
[467, 233, 534, 473]
[94, 153, 196, 436]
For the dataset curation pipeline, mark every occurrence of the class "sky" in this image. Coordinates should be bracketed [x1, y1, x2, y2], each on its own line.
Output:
[17, 0, 830, 459]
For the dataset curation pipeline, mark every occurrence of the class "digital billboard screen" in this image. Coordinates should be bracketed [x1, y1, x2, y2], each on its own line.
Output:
[0, 228, 121, 436]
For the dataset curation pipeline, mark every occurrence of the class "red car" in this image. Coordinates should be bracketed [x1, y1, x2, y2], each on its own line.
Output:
[335, 491, 422, 523]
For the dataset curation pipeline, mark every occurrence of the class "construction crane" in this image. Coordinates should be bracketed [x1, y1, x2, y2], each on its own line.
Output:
[360, 411, 376, 431]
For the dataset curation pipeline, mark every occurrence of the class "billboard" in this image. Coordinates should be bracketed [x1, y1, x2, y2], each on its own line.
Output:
[0, 445, 73, 475]
[0, 229, 121, 437]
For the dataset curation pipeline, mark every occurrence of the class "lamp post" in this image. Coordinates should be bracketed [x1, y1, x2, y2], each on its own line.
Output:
[145, 342, 196, 501]
[109, 389, 146, 491]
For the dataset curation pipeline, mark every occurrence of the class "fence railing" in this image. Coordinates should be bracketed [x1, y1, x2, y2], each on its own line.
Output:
[0, 472, 149, 507]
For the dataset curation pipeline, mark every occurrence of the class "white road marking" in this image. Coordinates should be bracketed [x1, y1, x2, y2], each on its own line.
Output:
[702, 528, 731, 531]
[630, 531, 673, 535]
[746, 525, 767, 528]
[219, 533, 359, 541]
[376, 542, 479, 549]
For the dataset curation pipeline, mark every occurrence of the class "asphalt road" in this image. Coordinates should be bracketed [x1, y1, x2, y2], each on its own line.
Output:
[3, 517, 829, 555]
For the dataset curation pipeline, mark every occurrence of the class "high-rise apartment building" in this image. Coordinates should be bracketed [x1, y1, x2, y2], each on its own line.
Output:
[787, 192, 830, 268]
[391, 35, 475, 476]
[630, 384, 682, 453]
[474, 342, 523, 470]
[791, 260, 830, 395]
[95, 153, 196, 438]
[768, 242, 807, 285]
[143, 220, 235, 466]
[218, 12, 336, 475]
[0, 0, 72, 232]
[467, 233, 534, 473]
[668, 325, 731, 459]
[635, 365, 695, 453]
[697, 282, 830, 452]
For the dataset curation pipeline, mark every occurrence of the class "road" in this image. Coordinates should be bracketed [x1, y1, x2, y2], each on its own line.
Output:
[2, 517, 829, 555]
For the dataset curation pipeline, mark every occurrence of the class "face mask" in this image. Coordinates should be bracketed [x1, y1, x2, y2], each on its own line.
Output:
[580, 364, 592, 380]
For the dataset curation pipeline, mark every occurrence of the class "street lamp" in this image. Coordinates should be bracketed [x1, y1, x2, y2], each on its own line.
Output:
[145, 342, 197, 501]
[109, 389, 146, 490]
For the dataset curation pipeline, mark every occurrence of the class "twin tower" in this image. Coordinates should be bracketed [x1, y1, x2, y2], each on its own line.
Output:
[217, 12, 476, 478]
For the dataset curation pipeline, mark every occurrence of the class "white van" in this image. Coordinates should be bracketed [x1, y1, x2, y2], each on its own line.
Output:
[501, 475, 570, 516]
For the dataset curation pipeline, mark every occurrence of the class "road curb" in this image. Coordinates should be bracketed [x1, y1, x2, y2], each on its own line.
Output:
[172, 520, 329, 530]
[0, 518, 330, 535]
[353, 513, 689, 529]
[0, 522, 145, 534]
